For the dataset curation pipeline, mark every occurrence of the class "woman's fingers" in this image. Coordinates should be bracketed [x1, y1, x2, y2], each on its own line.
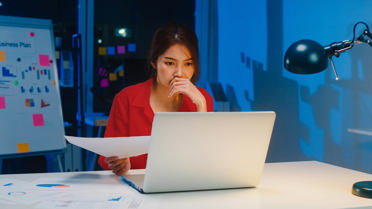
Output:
[168, 77, 206, 111]
[169, 78, 191, 97]
[113, 162, 130, 176]
[170, 77, 189, 87]
[169, 84, 186, 98]
[110, 158, 127, 167]
[111, 163, 126, 173]
[105, 156, 119, 163]
[111, 158, 130, 176]
[170, 77, 182, 86]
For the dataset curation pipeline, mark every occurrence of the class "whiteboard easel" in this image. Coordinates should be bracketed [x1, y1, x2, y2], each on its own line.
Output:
[0, 15, 66, 172]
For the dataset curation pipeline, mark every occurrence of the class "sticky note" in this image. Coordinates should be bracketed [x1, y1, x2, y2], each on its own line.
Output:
[100, 78, 109, 87]
[98, 47, 107, 55]
[117, 45, 125, 54]
[39, 54, 50, 66]
[118, 70, 124, 77]
[128, 43, 136, 52]
[99, 68, 107, 77]
[17, 143, 30, 153]
[107, 46, 115, 55]
[109, 73, 117, 81]
[25, 99, 30, 107]
[63, 61, 70, 69]
[32, 114, 45, 126]
[0, 51, 6, 62]
[0, 96, 5, 109]
[55, 50, 60, 59]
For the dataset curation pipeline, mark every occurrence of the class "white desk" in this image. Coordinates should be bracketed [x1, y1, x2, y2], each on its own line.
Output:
[0, 161, 371, 209]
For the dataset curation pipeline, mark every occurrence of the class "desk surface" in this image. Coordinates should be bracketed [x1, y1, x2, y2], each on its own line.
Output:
[1, 161, 372, 209]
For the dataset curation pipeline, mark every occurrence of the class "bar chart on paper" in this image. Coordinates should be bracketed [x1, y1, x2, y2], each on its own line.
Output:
[36, 184, 70, 188]
[0, 177, 150, 209]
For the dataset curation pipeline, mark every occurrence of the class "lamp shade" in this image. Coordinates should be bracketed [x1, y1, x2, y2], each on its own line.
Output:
[284, 39, 328, 74]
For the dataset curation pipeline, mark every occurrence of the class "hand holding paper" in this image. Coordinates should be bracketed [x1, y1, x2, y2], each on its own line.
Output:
[65, 135, 150, 158]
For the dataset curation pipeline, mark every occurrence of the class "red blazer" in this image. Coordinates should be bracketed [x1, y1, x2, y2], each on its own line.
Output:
[98, 77, 214, 170]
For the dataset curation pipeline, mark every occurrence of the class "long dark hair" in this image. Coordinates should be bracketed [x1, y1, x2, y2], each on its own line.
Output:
[147, 22, 200, 84]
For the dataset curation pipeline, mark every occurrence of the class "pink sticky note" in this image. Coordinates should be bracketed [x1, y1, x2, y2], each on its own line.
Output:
[100, 78, 109, 87]
[99, 68, 107, 77]
[0, 96, 5, 109]
[117, 45, 125, 54]
[39, 54, 50, 67]
[33, 114, 45, 126]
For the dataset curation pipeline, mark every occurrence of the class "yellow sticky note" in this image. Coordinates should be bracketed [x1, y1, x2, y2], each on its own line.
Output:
[63, 61, 70, 69]
[25, 99, 30, 107]
[118, 70, 124, 77]
[17, 143, 30, 153]
[55, 50, 60, 59]
[98, 47, 107, 55]
[109, 73, 117, 81]
[0, 51, 6, 62]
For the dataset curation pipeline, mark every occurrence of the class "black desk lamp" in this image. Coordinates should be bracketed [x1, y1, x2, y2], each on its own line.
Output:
[283, 22, 372, 199]
[284, 22, 372, 79]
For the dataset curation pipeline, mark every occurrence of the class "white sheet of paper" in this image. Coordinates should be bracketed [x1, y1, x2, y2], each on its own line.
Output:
[65, 136, 150, 158]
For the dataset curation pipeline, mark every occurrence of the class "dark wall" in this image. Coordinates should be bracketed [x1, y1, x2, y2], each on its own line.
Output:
[0, 0, 79, 49]
[0, 0, 77, 21]
[94, 0, 195, 59]
[93, 0, 195, 113]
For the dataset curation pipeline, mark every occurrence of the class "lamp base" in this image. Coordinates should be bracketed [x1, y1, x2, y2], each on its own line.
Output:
[352, 181, 372, 198]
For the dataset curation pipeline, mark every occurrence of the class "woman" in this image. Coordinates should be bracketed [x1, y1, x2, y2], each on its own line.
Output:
[98, 22, 214, 176]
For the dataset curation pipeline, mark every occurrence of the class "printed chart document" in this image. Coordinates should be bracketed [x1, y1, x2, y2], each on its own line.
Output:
[0, 175, 157, 209]
[65, 136, 150, 158]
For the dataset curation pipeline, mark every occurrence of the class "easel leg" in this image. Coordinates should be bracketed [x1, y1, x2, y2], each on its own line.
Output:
[57, 154, 63, 172]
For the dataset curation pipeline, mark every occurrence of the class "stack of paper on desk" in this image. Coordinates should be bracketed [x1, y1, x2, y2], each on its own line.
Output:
[65, 136, 150, 158]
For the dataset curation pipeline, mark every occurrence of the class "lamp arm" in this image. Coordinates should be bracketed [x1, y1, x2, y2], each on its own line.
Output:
[365, 29, 372, 40]
[357, 29, 372, 47]
[351, 22, 370, 43]
[324, 40, 354, 57]
[329, 57, 339, 80]
[326, 40, 364, 80]
[327, 22, 372, 58]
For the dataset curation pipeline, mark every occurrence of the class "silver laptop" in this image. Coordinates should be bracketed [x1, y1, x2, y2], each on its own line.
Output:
[122, 111, 276, 193]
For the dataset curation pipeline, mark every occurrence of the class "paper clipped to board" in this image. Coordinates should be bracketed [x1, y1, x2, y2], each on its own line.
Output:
[65, 135, 150, 158]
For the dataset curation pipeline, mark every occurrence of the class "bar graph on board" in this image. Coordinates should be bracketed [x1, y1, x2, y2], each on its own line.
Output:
[2, 66, 16, 77]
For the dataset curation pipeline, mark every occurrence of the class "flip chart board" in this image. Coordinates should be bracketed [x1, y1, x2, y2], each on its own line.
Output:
[0, 15, 65, 157]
